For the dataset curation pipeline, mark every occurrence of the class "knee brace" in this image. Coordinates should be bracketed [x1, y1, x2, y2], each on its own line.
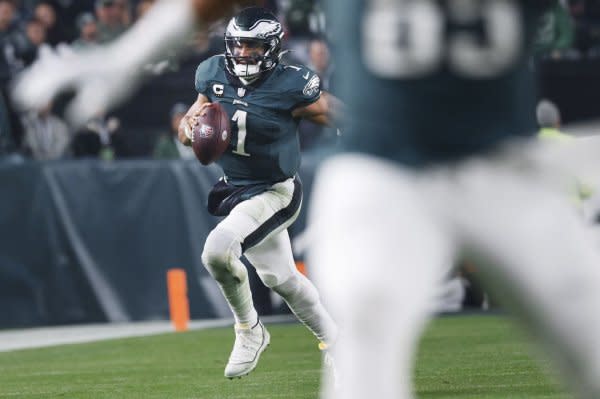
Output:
[201, 227, 246, 284]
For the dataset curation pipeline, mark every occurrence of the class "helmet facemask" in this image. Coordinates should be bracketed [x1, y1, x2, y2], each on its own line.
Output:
[225, 8, 283, 83]
[225, 37, 269, 79]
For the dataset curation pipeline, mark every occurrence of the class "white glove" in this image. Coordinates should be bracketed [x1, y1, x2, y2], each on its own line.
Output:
[11, 0, 195, 127]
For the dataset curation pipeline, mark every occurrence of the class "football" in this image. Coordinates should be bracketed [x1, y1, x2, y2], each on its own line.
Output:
[191, 102, 231, 165]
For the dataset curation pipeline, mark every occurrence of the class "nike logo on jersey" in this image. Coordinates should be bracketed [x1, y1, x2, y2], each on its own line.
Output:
[302, 71, 310, 80]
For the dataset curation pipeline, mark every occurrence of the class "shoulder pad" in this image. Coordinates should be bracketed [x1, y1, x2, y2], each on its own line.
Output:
[280, 64, 321, 109]
[195, 55, 225, 94]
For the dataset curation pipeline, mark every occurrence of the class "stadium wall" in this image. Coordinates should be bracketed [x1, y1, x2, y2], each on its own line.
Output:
[0, 158, 317, 328]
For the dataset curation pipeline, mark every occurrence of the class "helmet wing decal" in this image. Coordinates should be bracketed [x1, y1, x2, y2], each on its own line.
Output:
[228, 19, 283, 39]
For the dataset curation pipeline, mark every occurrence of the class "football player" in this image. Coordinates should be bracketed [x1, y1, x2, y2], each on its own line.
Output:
[308, 1, 600, 399]
[178, 7, 339, 379]
[11, 0, 254, 125]
[12, 0, 340, 381]
[15, 0, 600, 397]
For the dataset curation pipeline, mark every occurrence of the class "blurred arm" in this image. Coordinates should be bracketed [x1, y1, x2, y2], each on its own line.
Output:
[12, 0, 257, 126]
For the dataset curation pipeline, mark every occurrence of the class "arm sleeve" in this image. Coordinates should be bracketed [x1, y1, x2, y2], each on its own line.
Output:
[285, 65, 322, 109]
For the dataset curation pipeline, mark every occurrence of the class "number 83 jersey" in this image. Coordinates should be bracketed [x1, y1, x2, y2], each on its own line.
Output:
[329, 0, 550, 166]
[195, 55, 320, 185]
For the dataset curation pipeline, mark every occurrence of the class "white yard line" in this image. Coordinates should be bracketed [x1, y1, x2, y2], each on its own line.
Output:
[0, 314, 295, 353]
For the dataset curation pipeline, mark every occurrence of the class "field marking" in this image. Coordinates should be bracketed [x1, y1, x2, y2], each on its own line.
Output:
[0, 315, 295, 353]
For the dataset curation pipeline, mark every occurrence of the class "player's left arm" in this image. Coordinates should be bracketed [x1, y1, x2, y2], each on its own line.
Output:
[292, 91, 344, 127]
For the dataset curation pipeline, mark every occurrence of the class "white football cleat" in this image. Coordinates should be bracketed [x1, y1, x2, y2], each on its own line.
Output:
[224, 319, 270, 379]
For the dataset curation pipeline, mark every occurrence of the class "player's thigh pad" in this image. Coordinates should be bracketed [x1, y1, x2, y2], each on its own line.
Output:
[202, 177, 302, 274]
[220, 176, 302, 253]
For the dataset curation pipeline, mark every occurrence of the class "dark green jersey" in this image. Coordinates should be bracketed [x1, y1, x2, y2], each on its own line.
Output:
[195, 55, 321, 184]
[327, 0, 549, 166]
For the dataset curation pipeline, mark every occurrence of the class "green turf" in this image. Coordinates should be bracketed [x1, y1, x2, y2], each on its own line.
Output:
[0, 315, 570, 398]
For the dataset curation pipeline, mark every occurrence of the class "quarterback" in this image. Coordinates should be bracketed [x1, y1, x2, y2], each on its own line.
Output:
[14, 0, 600, 398]
[178, 7, 338, 379]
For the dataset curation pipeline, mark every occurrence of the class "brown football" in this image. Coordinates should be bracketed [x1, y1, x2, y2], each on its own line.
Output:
[191, 102, 231, 165]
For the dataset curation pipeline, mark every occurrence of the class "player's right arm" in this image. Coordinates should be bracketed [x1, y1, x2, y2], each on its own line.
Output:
[178, 93, 211, 146]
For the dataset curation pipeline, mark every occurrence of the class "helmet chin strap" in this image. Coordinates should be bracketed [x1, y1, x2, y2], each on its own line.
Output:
[233, 62, 261, 85]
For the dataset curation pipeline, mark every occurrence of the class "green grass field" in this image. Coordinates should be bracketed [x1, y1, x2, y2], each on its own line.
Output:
[0, 315, 570, 399]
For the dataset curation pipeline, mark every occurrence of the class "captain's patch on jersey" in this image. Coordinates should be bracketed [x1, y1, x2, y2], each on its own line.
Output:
[303, 74, 320, 97]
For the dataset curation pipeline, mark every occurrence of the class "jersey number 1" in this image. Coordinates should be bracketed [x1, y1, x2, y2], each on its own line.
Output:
[232, 110, 250, 157]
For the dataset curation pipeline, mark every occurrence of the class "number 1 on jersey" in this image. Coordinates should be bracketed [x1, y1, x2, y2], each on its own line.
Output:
[232, 110, 250, 157]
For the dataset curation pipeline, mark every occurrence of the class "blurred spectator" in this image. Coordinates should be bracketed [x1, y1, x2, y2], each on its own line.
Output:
[0, 12, 46, 73]
[0, 90, 13, 154]
[307, 37, 332, 88]
[283, 0, 324, 39]
[153, 102, 194, 159]
[183, 28, 224, 64]
[298, 38, 337, 151]
[536, 98, 594, 202]
[33, 2, 66, 46]
[21, 18, 46, 63]
[0, 0, 36, 150]
[0, 0, 16, 33]
[71, 12, 98, 50]
[280, 0, 326, 65]
[534, 0, 576, 58]
[0, 0, 21, 84]
[20, 101, 71, 160]
[94, 0, 127, 44]
[117, 0, 131, 27]
[39, 0, 96, 44]
[536, 99, 565, 136]
[71, 127, 101, 158]
[71, 114, 118, 159]
[25, 17, 45, 46]
[135, 0, 154, 20]
[569, 0, 600, 55]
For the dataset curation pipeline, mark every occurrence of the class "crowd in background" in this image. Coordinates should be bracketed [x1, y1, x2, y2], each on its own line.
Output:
[536, 0, 600, 59]
[0, 0, 598, 162]
[0, 0, 337, 161]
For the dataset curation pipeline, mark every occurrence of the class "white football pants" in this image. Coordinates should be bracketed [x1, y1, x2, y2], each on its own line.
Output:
[202, 177, 337, 344]
[309, 151, 600, 399]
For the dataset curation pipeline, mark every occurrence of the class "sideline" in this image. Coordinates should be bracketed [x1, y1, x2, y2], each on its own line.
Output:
[0, 314, 295, 353]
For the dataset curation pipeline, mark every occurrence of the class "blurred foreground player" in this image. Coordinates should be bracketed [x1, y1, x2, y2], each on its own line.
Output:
[178, 7, 338, 378]
[11, 0, 252, 125]
[308, 1, 600, 399]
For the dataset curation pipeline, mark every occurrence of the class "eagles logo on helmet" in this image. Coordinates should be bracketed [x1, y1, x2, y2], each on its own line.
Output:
[224, 7, 284, 82]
